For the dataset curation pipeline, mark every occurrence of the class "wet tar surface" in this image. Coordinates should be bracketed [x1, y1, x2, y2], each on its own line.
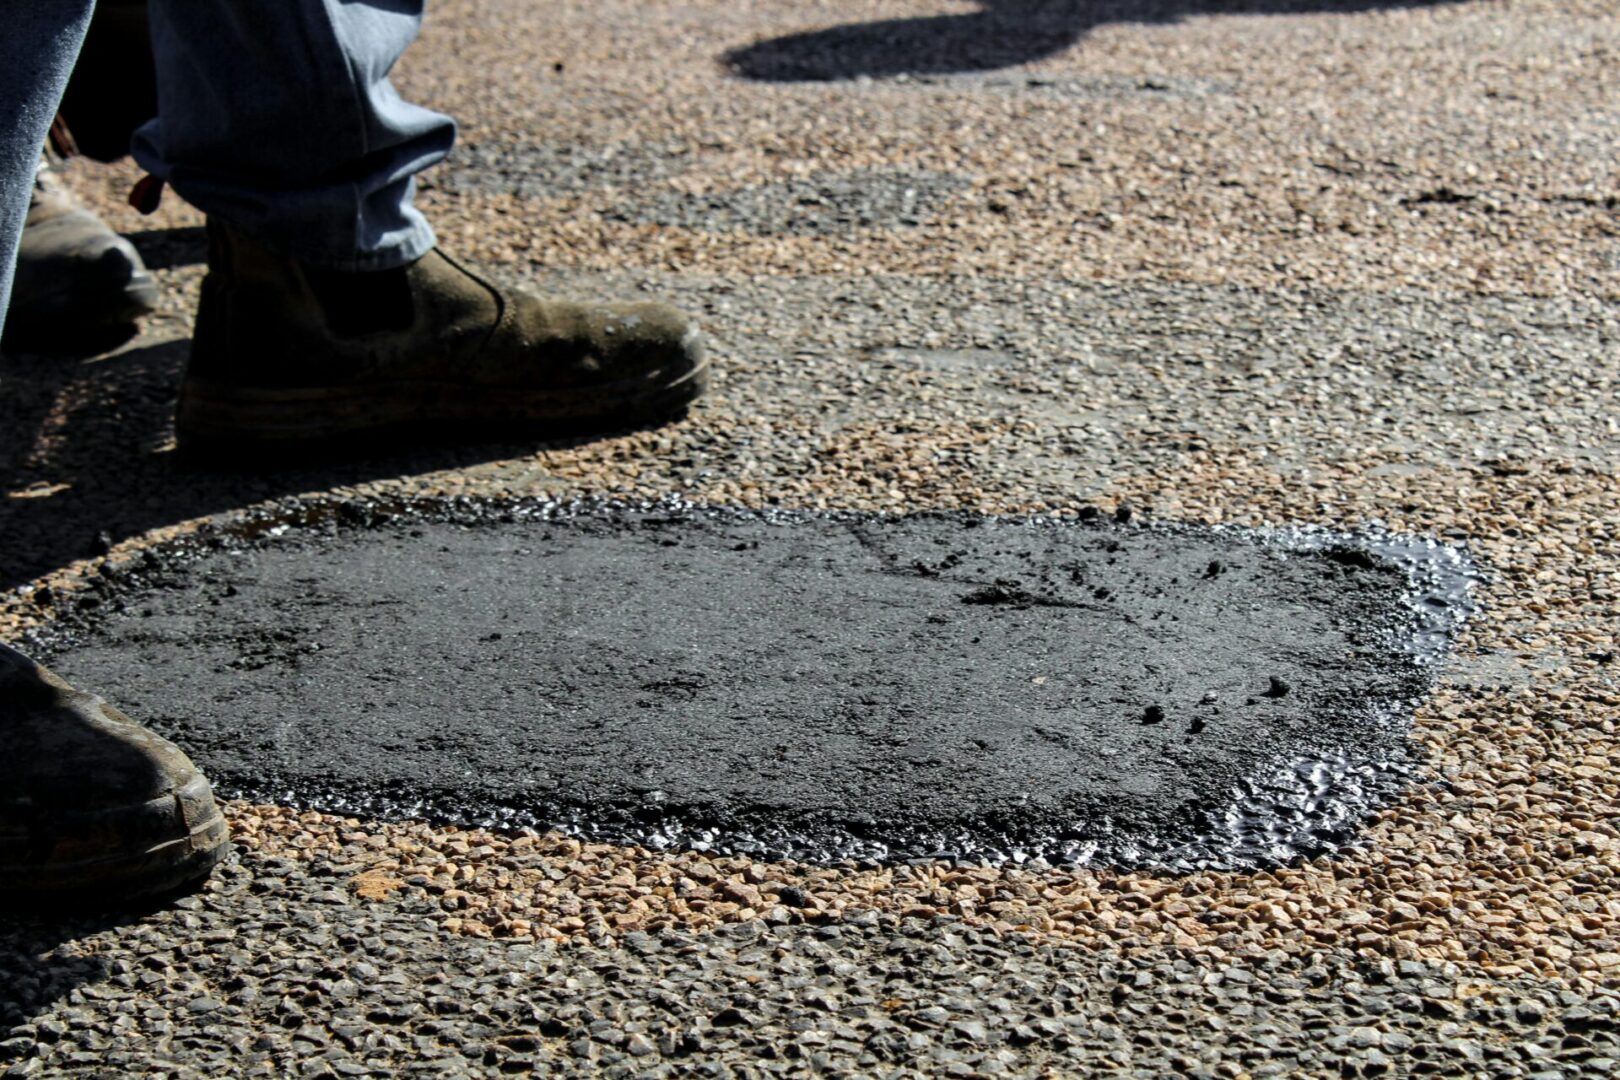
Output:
[35, 499, 1470, 869]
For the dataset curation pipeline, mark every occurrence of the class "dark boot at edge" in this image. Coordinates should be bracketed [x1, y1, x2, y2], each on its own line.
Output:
[2, 162, 158, 353]
[0, 642, 228, 906]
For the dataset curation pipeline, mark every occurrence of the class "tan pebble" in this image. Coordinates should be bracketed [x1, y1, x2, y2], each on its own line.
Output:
[348, 870, 406, 902]
[721, 881, 763, 908]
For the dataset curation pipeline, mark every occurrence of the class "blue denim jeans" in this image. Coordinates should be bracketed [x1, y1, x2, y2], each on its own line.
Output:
[134, 0, 452, 272]
[0, 0, 452, 326]
[0, 1, 96, 324]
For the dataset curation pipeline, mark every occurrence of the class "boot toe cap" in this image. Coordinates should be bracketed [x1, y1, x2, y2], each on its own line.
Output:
[0, 646, 228, 903]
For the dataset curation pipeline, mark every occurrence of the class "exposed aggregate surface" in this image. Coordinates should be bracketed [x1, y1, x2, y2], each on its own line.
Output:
[3, 0, 1619, 1075]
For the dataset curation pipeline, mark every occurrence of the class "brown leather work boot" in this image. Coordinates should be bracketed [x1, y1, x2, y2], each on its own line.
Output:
[1, 161, 158, 352]
[0, 642, 228, 905]
[175, 222, 708, 454]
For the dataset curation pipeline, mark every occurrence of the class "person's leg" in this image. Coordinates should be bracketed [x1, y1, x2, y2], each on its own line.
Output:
[1, 3, 229, 904]
[4, 0, 160, 352]
[0, 0, 97, 323]
[57, 0, 160, 165]
[133, 0, 708, 456]
[134, 0, 450, 271]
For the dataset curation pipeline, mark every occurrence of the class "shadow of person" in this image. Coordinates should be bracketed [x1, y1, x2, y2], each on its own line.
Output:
[726, 0, 1094, 81]
[724, 0, 1457, 83]
[0, 336, 691, 592]
[0, 896, 220, 1047]
[0, 916, 116, 1039]
[124, 226, 208, 272]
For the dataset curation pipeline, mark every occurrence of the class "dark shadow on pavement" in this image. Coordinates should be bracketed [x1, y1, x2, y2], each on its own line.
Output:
[0, 336, 681, 591]
[0, 912, 128, 1044]
[0, 873, 230, 1043]
[125, 226, 207, 272]
[725, 0, 1459, 82]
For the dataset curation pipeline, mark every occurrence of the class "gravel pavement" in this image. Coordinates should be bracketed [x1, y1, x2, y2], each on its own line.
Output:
[4, 847, 1617, 1079]
[3, 1, 1619, 1076]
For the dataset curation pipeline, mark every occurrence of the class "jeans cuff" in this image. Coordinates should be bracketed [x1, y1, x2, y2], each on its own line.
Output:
[294, 216, 438, 273]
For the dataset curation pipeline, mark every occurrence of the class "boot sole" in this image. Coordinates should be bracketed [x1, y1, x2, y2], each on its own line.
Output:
[175, 342, 709, 456]
[0, 773, 229, 907]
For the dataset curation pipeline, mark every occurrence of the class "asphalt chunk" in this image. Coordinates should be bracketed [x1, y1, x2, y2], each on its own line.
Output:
[35, 498, 1469, 869]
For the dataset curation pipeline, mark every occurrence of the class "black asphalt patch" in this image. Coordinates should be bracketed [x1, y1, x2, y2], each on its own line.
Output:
[603, 171, 971, 236]
[31, 499, 1473, 870]
[429, 139, 694, 199]
[431, 147, 967, 236]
